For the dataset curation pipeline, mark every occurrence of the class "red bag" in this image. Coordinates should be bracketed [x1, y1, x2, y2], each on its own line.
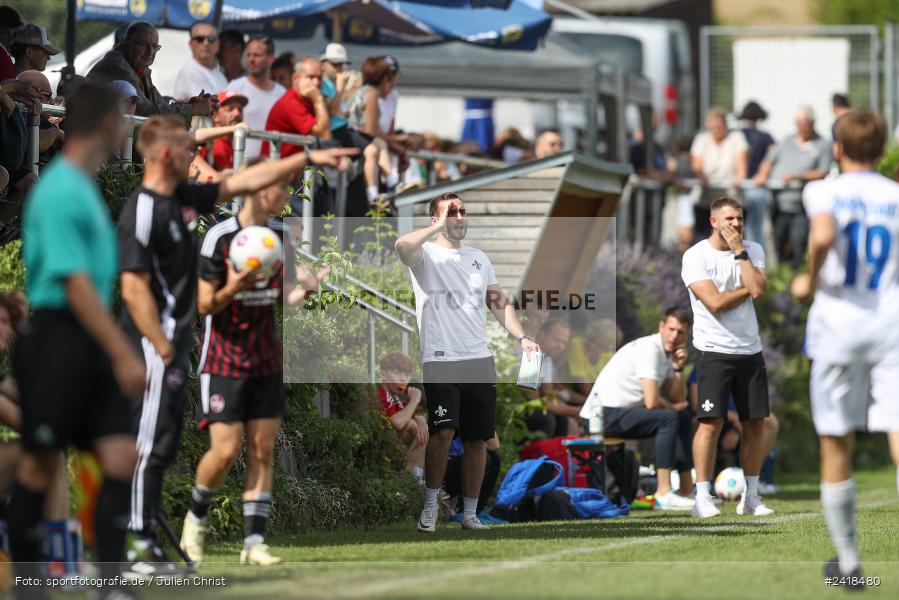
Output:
[519, 436, 590, 488]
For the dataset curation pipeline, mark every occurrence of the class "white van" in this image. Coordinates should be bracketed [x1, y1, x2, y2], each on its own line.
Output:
[551, 16, 696, 141]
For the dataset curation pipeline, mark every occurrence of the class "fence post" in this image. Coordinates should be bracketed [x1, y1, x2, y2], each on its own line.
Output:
[121, 116, 135, 163]
[335, 170, 348, 248]
[368, 312, 377, 385]
[231, 127, 248, 213]
[886, 22, 895, 133]
[699, 27, 710, 122]
[401, 314, 409, 356]
[28, 112, 40, 175]
[302, 168, 314, 248]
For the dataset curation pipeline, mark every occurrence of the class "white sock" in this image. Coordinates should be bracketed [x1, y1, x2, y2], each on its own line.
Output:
[821, 479, 860, 574]
[243, 533, 263, 548]
[366, 185, 379, 201]
[463, 496, 478, 519]
[411, 465, 424, 481]
[386, 169, 399, 188]
[745, 475, 760, 501]
[424, 487, 439, 507]
[696, 481, 711, 498]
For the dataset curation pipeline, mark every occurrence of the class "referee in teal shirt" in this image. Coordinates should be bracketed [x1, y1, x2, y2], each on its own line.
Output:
[9, 81, 146, 600]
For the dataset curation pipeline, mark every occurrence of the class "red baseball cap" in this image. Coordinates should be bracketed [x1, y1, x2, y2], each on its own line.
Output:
[217, 89, 248, 107]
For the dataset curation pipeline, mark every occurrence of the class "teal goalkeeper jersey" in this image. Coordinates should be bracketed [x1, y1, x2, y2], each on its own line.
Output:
[22, 156, 118, 310]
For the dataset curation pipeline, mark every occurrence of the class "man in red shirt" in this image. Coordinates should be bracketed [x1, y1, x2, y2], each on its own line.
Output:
[263, 57, 331, 157]
[198, 89, 247, 171]
[378, 352, 427, 482]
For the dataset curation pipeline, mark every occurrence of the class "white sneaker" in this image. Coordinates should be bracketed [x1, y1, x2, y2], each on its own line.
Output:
[417, 504, 438, 533]
[655, 491, 695, 510]
[180, 514, 207, 564]
[461, 515, 488, 530]
[737, 495, 774, 516]
[691, 494, 721, 518]
[240, 542, 282, 565]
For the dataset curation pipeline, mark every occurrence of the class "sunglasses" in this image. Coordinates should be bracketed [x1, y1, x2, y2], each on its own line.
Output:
[192, 34, 219, 44]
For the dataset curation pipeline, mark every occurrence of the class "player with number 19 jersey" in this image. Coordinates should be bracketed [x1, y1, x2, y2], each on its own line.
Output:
[803, 171, 899, 364]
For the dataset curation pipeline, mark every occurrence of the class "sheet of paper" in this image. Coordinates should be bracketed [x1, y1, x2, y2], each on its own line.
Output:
[516, 351, 545, 390]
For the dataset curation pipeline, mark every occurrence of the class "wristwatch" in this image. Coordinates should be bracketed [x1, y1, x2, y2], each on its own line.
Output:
[519, 334, 535, 343]
[734, 250, 750, 261]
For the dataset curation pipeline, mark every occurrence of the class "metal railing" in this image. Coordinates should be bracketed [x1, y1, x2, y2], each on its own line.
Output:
[408, 149, 507, 186]
[298, 249, 416, 383]
[25, 103, 148, 174]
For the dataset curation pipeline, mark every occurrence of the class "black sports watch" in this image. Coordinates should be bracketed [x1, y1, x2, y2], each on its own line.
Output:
[519, 334, 535, 343]
[734, 250, 750, 261]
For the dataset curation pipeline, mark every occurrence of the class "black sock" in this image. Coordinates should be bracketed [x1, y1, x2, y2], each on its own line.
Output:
[8, 481, 46, 581]
[94, 477, 131, 578]
[190, 484, 216, 519]
[243, 493, 272, 542]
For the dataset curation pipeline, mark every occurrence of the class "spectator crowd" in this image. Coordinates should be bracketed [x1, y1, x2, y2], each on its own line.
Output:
[0, 10, 567, 238]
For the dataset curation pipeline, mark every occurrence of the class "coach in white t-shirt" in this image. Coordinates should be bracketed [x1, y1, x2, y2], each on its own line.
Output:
[579, 308, 694, 510]
[681, 196, 773, 519]
[173, 23, 228, 100]
[226, 36, 286, 158]
[396, 192, 539, 533]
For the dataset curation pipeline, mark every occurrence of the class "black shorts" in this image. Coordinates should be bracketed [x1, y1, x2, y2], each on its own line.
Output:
[696, 350, 769, 421]
[331, 126, 375, 150]
[13, 310, 133, 453]
[199, 373, 286, 427]
[423, 357, 496, 441]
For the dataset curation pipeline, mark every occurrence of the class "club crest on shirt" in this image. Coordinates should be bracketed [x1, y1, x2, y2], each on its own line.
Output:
[210, 394, 225, 413]
[166, 368, 186, 390]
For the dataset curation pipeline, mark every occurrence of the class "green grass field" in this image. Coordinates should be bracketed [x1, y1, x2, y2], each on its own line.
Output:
[117, 467, 899, 600]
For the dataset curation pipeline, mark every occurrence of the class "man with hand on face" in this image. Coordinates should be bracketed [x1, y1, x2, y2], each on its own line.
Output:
[395, 192, 539, 532]
[579, 308, 695, 509]
[118, 114, 355, 577]
[681, 196, 772, 519]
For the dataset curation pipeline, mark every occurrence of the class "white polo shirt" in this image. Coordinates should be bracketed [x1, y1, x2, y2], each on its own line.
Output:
[409, 242, 497, 363]
[681, 239, 765, 355]
[579, 333, 673, 415]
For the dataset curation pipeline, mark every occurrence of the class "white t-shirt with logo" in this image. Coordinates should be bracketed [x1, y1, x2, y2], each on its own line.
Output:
[579, 333, 673, 415]
[804, 171, 899, 363]
[173, 57, 228, 101]
[226, 76, 286, 157]
[409, 242, 497, 363]
[681, 239, 765, 355]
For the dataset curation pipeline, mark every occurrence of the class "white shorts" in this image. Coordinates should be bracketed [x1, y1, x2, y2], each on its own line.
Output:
[810, 358, 899, 436]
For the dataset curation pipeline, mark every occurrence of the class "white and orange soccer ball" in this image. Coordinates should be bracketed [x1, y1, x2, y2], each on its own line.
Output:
[229, 226, 283, 280]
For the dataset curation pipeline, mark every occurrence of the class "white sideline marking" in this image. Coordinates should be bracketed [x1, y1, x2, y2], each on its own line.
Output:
[332, 500, 895, 599]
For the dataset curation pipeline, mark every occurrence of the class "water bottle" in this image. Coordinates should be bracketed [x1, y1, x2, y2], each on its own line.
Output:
[588, 394, 603, 442]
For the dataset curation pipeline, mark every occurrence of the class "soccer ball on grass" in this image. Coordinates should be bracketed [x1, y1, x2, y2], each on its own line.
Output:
[714, 466, 745, 501]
